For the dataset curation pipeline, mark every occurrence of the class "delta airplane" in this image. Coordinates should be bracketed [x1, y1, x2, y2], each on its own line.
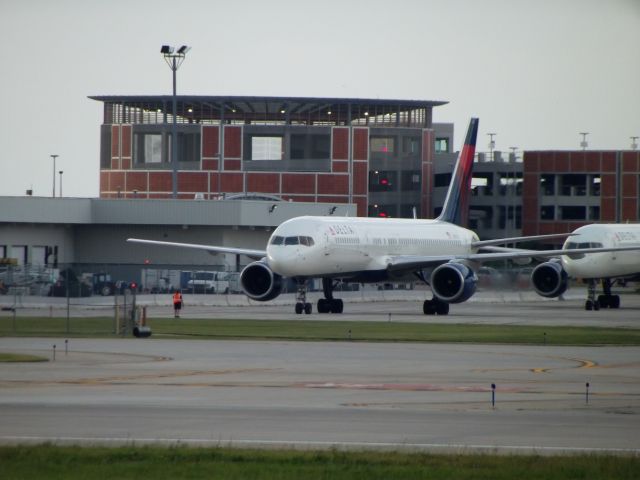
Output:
[530, 223, 640, 310]
[128, 118, 640, 315]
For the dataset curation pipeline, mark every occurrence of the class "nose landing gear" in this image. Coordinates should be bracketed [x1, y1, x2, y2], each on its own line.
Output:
[295, 279, 312, 314]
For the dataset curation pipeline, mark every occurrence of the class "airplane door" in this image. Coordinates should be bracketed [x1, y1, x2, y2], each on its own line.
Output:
[324, 232, 331, 256]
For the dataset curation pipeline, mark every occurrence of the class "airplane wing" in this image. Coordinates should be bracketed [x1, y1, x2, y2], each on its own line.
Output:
[471, 232, 575, 248]
[386, 245, 640, 273]
[127, 238, 266, 260]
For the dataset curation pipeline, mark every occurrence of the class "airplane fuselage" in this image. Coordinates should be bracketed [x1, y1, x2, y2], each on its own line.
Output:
[562, 224, 640, 279]
[267, 216, 479, 280]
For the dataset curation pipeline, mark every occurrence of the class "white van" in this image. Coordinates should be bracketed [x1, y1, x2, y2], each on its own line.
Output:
[186, 271, 230, 294]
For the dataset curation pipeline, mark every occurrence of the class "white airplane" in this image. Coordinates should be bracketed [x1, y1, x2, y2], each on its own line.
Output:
[128, 118, 640, 315]
[530, 223, 640, 310]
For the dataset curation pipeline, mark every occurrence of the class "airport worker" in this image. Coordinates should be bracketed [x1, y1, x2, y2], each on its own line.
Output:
[172, 290, 183, 318]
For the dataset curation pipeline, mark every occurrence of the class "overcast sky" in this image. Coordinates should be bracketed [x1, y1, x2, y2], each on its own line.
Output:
[1, 0, 638, 198]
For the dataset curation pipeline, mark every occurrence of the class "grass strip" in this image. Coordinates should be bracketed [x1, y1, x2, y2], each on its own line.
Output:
[0, 445, 638, 480]
[151, 318, 640, 345]
[0, 352, 48, 362]
[2, 316, 640, 345]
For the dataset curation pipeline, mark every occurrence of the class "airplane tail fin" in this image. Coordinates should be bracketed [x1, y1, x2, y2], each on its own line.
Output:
[436, 117, 479, 227]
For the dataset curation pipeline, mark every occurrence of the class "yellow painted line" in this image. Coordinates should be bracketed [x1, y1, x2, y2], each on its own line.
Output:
[531, 368, 548, 374]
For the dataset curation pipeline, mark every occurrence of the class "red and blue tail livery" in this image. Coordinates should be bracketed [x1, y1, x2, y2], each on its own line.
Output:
[436, 117, 478, 227]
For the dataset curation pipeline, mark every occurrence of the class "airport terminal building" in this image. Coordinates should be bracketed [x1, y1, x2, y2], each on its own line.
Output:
[91, 95, 452, 219]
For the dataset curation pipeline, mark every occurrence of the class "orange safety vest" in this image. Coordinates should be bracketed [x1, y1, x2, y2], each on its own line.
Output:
[173, 292, 182, 304]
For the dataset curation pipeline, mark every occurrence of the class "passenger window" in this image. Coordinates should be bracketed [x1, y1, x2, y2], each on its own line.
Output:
[270, 236, 284, 245]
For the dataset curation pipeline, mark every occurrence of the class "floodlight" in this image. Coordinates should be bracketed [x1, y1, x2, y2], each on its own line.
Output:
[160, 45, 174, 54]
[177, 45, 191, 54]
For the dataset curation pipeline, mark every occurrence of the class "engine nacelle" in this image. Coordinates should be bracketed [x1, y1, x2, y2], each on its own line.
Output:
[531, 260, 568, 298]
[240, 261, 283, 301]
[430, 262, 477, 304]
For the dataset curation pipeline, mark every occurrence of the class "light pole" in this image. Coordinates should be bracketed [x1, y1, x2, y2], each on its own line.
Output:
[161, 45, 191, 199]
[50, 154, 58, 197]
[579, 132, 589, 150]
[631, 136, 638, 150]
[58, 171, 63, 197]
[487, 133, 496, 160]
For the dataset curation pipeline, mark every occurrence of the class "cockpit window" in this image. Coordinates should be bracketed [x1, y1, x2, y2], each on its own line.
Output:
[299, 236, 315, 246]
[270, 236, 284, 245]
[284, 236, 300, 246]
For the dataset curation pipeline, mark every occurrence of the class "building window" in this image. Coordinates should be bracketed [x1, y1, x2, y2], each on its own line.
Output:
[401, 171, 421, 191]
[589, 206, 600, 220]
[435, 137, 449, 153]
[290, 133, 330, 160]
[402, 137, 420, 154]
[590, 175, 601, 196]
[540, 174, 555, 195]
[251, 136, 283, 160]
[399, 204, 420, 218]
[100, 125, 112, 168]
[368, 204, 394, 218]
[434, 173, 452, 187]
[369, 170, 397, 192]
[133, 130, 201, 165]
[134, 133, 164, 164]
[560, 206, 586, 220]
[540, 205, 555, 220]
[370, 136, 395, 153]
[560, 174, 587, 196]
[176, 131, 201, 163]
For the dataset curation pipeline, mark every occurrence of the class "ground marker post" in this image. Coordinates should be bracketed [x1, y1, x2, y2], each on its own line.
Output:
[52, 344, 56, 362]
[348, 329, 352, 341]
[491, 383, 496, 409]
[586, 382, 590, 404]
[543, 332, 546, 345]
[65, 339, 68, 356]
[388, 313, 391, 322]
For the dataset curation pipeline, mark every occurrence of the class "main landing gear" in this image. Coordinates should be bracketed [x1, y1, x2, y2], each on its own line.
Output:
[422, 298, 450, 315]
[585, 278, 620, 311]
[317, 278, 344, 314]
[415, 270, 450, 315]
[294, 279, 312, 315]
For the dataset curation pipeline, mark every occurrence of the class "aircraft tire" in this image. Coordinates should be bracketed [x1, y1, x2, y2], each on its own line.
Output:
[295, 303, 303, 314]
[330, 299, 343, 314]
[423, 300, 436, 315]
[598, 295, 609, 308]
[435, 301, 449, 315]
[317, 299, 329, 314]
[611, 295, 620, 309]
[585, 300, 593, 311]
[304, 302, 312, 314]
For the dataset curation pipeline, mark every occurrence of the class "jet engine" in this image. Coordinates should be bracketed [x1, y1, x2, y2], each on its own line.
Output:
[430, 262, 477, 303]
[240, 261, 283, 301]
[531, 260, 568, 298]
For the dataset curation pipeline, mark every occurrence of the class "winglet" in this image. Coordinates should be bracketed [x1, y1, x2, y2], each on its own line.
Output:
[436, 118, 479, 227]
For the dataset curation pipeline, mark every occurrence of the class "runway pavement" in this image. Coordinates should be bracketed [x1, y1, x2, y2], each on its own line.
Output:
[1, 326, 639, 453]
